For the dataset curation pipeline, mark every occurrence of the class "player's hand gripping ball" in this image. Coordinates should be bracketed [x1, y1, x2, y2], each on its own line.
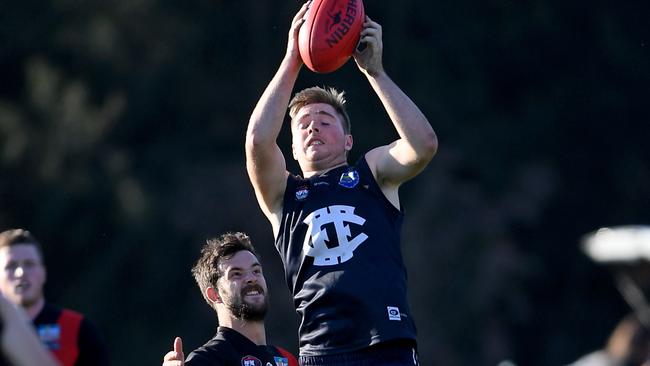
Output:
[298, 0, 365, 73]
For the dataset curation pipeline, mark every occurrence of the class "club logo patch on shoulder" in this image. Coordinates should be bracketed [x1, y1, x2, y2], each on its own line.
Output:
[387, 306, 402, 321]
[37, 324, 61, 350]
[339, 169, 359, 188]
[295, 185, 310, 201]
[274, 356, 289, 366]
[241, 356, 262, 366]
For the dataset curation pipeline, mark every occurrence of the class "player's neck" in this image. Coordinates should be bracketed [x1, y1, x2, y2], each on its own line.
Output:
[226, 318, 267, 345]
[302, 160, 348, 178]
[24, 297, 45, 320]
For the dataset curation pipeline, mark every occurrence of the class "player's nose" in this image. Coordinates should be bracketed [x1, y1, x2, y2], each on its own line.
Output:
[15, 265, 26, 277]
[308, 120, 319, 133]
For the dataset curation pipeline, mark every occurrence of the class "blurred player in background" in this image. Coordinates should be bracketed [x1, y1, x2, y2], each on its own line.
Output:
[0, 229, 109, 366]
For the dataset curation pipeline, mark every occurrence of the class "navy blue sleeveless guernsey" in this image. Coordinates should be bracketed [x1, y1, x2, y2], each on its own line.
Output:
[276, 156, 417, 356]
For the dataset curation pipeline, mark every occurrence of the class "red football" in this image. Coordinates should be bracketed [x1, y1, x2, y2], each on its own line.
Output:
[298, 0, 365, 73]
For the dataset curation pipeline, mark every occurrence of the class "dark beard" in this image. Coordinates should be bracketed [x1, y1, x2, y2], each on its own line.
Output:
[227, 285, 268, 321]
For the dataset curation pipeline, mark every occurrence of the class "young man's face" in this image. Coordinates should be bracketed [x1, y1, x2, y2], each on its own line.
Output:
[0, 244, 46, 309]
[291, 103, 353, 170]
[216, 250, 268, 321]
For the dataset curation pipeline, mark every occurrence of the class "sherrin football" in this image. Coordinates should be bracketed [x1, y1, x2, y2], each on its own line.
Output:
[298, 0, 365, 73]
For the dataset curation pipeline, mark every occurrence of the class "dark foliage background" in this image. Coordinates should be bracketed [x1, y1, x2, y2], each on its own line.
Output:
[1, 1, 649, 365]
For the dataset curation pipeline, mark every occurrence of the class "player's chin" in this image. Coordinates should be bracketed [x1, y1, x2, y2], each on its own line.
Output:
[305, 145, 323, 155]
[241, 302, 268, 321]
[19, 295, 40, 307]
[305, 147, 331, 158]
[244, 294, 265, 303]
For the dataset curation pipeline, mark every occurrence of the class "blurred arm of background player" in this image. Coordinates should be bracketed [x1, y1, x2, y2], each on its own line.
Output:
[0, 293, 58, 366]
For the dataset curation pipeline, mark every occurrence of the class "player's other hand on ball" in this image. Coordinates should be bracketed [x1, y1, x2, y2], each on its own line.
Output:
[286, 1, 311, 65]
[354, 16, 385, 77]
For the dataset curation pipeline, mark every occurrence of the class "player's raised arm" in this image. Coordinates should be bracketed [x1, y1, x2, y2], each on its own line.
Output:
[246, 3, 309, 232]
[354, 16, 438, 188]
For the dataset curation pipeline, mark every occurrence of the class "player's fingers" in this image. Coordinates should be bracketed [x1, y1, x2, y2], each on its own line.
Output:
[360, 21, 381, 36]
[173, 337, 183, 355]
[358, 34, 379, 50]
[163, 351, 180, 361]
[363, 15, 380, 28]
[294, 1, 311, 23]
[290, 6, 308, 36]
[361, 19, 381, 40]
[359, 22, 383, 52]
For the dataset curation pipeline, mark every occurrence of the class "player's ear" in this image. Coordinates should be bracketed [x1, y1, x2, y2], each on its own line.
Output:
[292, 142, 299, 160]
[206, 287, 222, 304]
[345, 134, 353, 151]
[289, 122, 300, 160]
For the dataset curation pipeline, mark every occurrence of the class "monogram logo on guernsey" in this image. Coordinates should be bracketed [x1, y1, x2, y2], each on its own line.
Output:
[241, 356, 262, 366]
[303, 205, 368, 265]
